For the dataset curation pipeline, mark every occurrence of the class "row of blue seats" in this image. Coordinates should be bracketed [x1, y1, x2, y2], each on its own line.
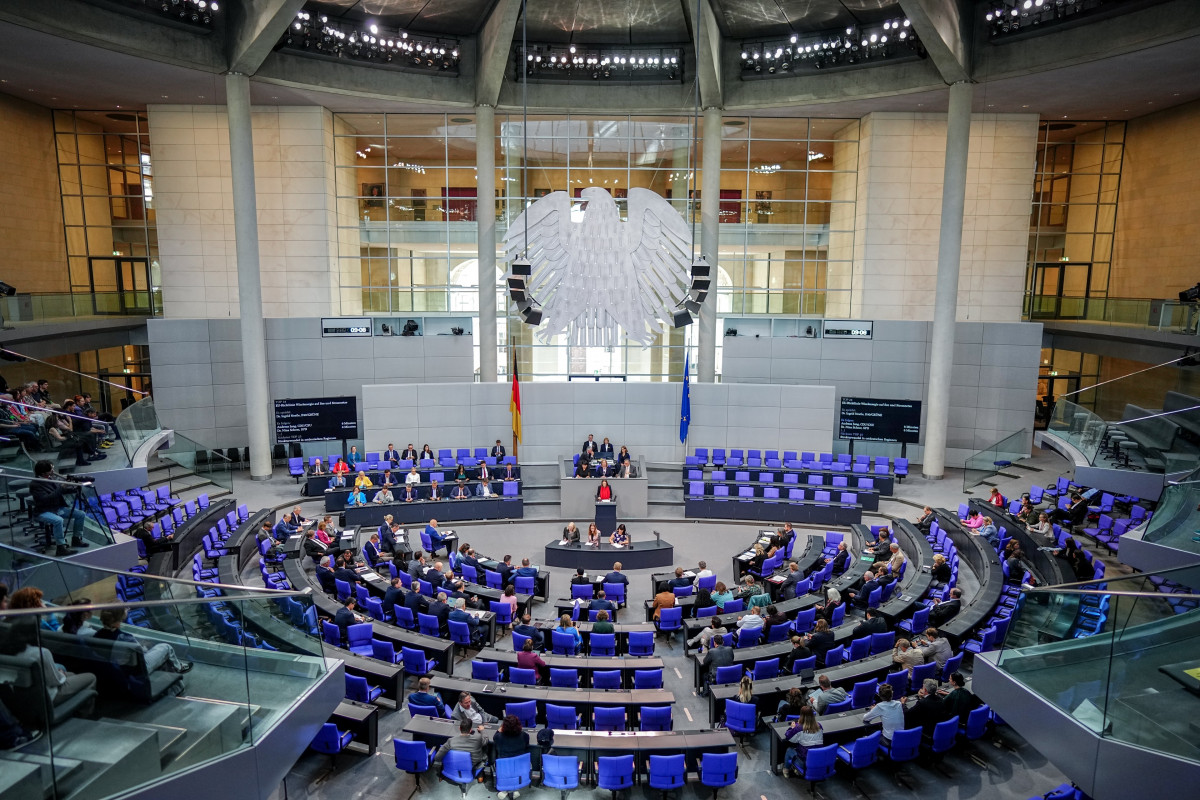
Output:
[691, 447, 907, 474]
[687, 482, 864, 505]
[292, 448, 519, 471]
[688, 469, 883, 489]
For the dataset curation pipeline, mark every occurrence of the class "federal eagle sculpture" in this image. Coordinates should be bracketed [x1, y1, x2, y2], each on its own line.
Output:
[503, 186, 692, 348]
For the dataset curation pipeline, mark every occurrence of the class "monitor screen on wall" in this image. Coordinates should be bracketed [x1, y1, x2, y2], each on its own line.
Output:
[838, 397, 922, 444]
[274, 396, 359, 443]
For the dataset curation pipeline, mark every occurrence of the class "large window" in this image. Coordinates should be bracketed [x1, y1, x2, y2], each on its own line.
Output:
[332, 112, 858, 380]
[54, 110, 160, 316]
[1026, 121, 1125, 320]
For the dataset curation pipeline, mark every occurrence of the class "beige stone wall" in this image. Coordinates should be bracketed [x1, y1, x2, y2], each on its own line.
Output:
[149, 104, 342, 318]
[851, 111, 1039, 322]
[1112, 99, 1200, 298]
[0, 94, 68, 293]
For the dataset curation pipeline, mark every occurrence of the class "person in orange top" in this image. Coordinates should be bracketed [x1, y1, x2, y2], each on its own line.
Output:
[651, 587, 676, 621]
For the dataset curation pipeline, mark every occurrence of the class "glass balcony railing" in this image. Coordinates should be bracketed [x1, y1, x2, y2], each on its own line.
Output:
[0, 469, 116, 552]
[0, 543, 327, 799]
[1, 291, 160, 325]
[994, 565, 1200, 764]
[1140, 478, 1200, 555]
[963, 428, 1031, 491]
[1025, 294, 1200, 336]
[1045, 399, 1107, 464]
[113, 396, 162, 464]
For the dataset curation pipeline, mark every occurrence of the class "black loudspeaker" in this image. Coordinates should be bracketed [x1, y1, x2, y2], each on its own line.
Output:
[671, 309, 692, 328]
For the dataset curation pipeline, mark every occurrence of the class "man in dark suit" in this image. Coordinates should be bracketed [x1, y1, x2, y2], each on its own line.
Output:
[570, 567, 590, 586]
[303, 530, 330, 563]
[829, 541, 850, 573]
[668, 567, 692, 589]
[512, 612, 544, 649]
[849, 566, 886, 607]
[384, 443, 402, 465]
[449, 598, 485, 646]
[427, 562, 448, 591]
[496, 554, 515, 586]
[777, 561, 803, 600]
[382, 577, 405, 613]
[333, 560, 362, 588]
[491, 439, 506, 458]
[906, 678, 946, 734]
[401, 443, 419, 461]
[851, 608, 888, 639]
[363, 533, 391, 567]
[333, 598, 362, 643]
[581, 434, 598, 457]
[403, 585, 429, 616]
[425, 519, 449, 555]
[928, 588, 963, 626]
[515, 558, 539, 580]
[588, 591, 615, 614]
[451, 480, 469, 500]
[315, 556, 338, 595]
[381, 522, 403, 555]
[603, 562, 629, 587]
[428, 480, 443, 501]
[699, 633, 735, 695]
[427, 592, 451, 628]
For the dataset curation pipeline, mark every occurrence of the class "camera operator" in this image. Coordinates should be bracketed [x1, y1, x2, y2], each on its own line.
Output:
[30, 460, 92, 556]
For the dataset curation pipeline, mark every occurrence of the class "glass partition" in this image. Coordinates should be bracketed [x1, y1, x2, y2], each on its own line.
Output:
[1045, 398, 1107, 464]
[0, 544, 326, 799]
[113, 396, 162, 463]
[963, 428, 1031, 491]
[994, 565, 1200, 764]
[0, 469, 115, 552]
[158, 432, 234, 494]
[1140, 479, 1200, 555]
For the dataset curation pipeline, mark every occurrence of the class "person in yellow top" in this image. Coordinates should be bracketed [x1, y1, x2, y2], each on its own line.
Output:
[354, 470, 374, 489]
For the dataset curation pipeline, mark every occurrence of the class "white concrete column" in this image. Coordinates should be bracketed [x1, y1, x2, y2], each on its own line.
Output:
[476, 104, 498, 382]
[225, 73, 272, 481]
[923, 81, 974, 479]
[697, 106, 722, 383]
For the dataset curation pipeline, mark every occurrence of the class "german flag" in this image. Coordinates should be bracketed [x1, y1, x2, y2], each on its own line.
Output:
[510, 344, 522, 443]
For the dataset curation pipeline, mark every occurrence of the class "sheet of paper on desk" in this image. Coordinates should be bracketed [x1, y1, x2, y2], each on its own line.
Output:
[682, 571, 696, 578]
[738, 553, 752, 561]
[360, 571, 381, 581]
[768, 575, 785, 584]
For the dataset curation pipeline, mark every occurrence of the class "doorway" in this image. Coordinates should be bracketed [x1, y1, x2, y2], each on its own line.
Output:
[1030, 262, 1092, 320]
[87, 257, 154, 315]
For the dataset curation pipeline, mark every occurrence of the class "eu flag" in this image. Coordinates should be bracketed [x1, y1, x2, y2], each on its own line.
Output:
[679, 353, 691, 443]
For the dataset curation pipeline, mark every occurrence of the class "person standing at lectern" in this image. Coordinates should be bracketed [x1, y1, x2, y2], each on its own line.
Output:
[595, 479, 615, 502]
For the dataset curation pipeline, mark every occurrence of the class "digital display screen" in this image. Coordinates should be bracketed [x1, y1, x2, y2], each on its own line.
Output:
[822, 319, 873, 339]
[321, 317, 373, 337]
[274, 396, 359, 443]
[838, 397, 922, 444]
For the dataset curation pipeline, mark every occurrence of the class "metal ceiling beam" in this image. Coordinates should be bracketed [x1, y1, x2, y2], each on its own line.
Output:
[227, 0, 308, 75]
[476, 0, 523, 107]
[690, 0, 724, 108]
[898, 0, 971, 83]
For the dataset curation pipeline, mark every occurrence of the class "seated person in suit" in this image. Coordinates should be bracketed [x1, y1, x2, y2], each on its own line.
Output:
[302, 529, 330, 562]
[381, 521, 403, 554]
[592, 609, 614, 634]
[427, 479, 443, 501]
[451, 480, 470, 500]
[581, 434, 599, 458]
[609, 523, 629, 547]
[372, 486, 394, 504]
[570, 567, 590, 586]
[405, 466, 421, 486]
[588, 590, 615, 613]
[502, 462, 519, 481]
[383, 443, 402, 465]
[927, 587, 963, 626]
[477, 461, 492, 483]
[327, 473, 347, 489]
[402, 483, 420, 503]
[354, 470, 373, 489]
[363, 532, 391, 566]
[452, 464, 469, 483]
[315, 556, 338, 594]
[449, 598, 485, 646]
[616, 445, 632, 477]
[598, 437, 615, 457]
[400, 443, 418, 461]
[515, 558, 539, 580]
[475, 477, 494, 497]
[132, 520, 173, 554]
[827, 541, 850, 573]
[407, 676, 446, 717]
[380, 469, 395, 487]
[425, 520, 449, 555]
[491, 439, 506, 458]
[331, 457, 350, 475]
[421, 444, 435, 461]
[595, 458, 614, 478]
[668, 567, 693, 589]
[914, 506, 935, 532]
[851, 608, 888, 639]
[561, 522, 580, 544]
[346, 446, 361, 468]
[273, 513, 299, 541]
[604, 561, 629, 586]
[595, 479, 615, 502]
[848, 565, 887, 607]
[346, 488, 367, 507]
[573, 457, 591, 478]
[513, 613, 545, 650]
[586, 523, 602, 547]
[308, 458, 325, 476]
